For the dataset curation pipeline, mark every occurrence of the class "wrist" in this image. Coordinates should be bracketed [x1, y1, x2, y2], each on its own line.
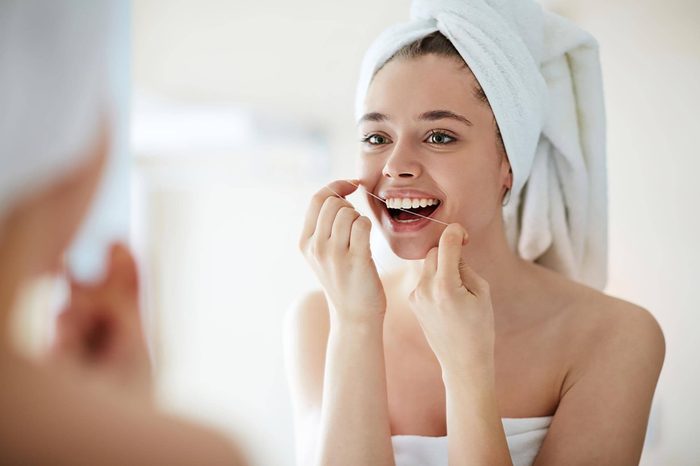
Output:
[330, 312, 385, 333]
[328, 303, 386, 327]
[441, 356, 495, 388]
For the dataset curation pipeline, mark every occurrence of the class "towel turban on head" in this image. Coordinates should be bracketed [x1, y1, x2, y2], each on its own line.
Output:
[0, 0, 110, 223]
[356, 0, 608, 290]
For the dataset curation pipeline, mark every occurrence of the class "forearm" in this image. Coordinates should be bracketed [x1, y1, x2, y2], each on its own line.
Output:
[316, 316, 395, 466]
[443, 362, 512, 466]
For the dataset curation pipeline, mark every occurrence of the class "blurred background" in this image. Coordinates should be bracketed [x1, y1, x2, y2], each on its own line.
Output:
[12, 0, 700, 465]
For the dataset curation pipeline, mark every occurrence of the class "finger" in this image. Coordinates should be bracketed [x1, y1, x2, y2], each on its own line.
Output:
[349, 216, 372, 256]
[421, 247, 439, 281]
[330, 207, 361, 249]
[104, 243, 139, 299]
[458, 259, 490, 297]
[315, 196, 353, 240]
[300, 180, 360, 242]
[436, 223, 468, 286]
[52, 307, 87, 359]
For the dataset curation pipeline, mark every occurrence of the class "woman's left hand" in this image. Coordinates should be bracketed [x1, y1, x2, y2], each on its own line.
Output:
[409, 223, 496, 373]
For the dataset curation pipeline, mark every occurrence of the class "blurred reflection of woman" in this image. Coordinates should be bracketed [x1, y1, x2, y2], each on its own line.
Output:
[0, 2, 246, 464]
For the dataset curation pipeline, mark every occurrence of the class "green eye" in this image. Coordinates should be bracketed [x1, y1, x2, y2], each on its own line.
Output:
[426, 131, 456, 144]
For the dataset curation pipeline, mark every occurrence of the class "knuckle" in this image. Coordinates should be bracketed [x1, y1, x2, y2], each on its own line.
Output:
[311, 236, 326, 257]
[298, 236, 308, 252]
[435, 277, 452, 294]
[311, 191, 327, 206]
[413, 282, 430, 301]
[354, 216, 371, 230]
[321, 196, 339, 210]
[337, 206, 358, 219]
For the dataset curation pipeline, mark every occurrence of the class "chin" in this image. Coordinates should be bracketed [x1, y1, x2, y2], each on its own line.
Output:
[384, 234, 438, 260]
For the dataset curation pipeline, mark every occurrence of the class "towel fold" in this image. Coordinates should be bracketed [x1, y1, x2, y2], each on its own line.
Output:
[356, 0, 608, 289]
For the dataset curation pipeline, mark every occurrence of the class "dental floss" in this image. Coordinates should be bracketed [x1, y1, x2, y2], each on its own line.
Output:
[323, 181, 450, 227]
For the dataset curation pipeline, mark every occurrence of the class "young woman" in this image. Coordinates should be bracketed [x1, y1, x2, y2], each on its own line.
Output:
[285, 2, 664, 465]
[0, 2, 246, 464]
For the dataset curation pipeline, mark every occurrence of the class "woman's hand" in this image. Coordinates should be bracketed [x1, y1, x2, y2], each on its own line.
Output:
[299, 180, 386, 325]
[50, 243, 153, 403]
[409, 223, 496, 373]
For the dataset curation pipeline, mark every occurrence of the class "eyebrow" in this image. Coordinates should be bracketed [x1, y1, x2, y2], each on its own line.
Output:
[358, 112, 387, 124]
[419, 110, 473, 127]
[357, 109, 473, 127]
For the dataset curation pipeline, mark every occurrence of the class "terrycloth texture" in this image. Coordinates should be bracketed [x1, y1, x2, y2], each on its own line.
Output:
[355, 0, 608, 289]
[0, 1, 109, 222]
[392, 416, 552, 466]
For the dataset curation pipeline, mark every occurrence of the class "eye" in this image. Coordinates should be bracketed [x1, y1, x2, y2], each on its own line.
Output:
[425, 131, 456, 145]
[361, 134, 392, 145]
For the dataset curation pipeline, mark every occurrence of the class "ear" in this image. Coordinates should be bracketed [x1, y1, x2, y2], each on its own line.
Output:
[500, 155, 513, 189]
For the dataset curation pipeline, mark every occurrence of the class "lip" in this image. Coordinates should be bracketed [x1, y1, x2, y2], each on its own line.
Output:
[378, 188, 443, 202]
[373, 187, 444, 234]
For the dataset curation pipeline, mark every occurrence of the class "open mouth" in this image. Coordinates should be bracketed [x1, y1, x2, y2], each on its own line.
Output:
[384, 197, 441, 223]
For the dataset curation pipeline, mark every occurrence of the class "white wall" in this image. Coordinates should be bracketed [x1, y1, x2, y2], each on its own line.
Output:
[133, 1, 700, 464]
[568, 1, 700, 464]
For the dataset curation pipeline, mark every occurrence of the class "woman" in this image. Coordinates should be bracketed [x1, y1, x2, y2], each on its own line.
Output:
[285, 1, 664, 465]
[0, 2, 246, 464]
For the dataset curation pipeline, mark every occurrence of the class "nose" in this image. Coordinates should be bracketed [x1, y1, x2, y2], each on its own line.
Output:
[382, 140, 422, 179]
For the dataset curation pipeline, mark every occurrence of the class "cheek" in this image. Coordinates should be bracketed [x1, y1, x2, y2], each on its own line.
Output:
[358, 154, 383, 179]
[441, 157, 502, 223]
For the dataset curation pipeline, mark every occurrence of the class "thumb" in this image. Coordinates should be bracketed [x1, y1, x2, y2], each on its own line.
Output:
[458, 259, 490, 297]
[105, 243, 139, 298]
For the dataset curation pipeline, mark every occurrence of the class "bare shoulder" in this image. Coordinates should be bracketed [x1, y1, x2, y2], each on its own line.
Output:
[284, 290, 330, 346]
[534, 273, 666, 463]
[552, 276, 666, 390]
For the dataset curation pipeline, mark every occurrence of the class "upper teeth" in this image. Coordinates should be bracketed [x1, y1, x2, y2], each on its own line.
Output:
[385, 198, 440, 209]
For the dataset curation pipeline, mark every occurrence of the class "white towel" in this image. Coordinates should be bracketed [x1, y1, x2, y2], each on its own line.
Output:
[0, 1, 110, 221]
[355, 0, 608, 290]
[392, 416, 553, 466]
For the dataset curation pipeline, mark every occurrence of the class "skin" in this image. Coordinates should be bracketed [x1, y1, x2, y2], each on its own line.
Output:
[0, 125, 247, 465]
[285, 54, 665, 465]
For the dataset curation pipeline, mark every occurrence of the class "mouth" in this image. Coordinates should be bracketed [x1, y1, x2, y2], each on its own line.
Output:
[374, 190, 443, 234]
[384, 197, 441, 223]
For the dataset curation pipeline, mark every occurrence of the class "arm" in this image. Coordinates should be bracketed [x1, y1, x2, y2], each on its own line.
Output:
[534, 304, 665, 465]
[286, 179, 395, 466]
[409, 224, 512, 466]
[285, 293, 395, 466]
[442, 361, 512, 466]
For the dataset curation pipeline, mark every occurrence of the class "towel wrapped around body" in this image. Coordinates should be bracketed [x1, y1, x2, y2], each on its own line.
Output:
[355, 0, 608, 289]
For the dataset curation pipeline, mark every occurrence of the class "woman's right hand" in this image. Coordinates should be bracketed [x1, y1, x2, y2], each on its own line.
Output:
[299, 180, 386, 324]
[50, 243, 153, 403]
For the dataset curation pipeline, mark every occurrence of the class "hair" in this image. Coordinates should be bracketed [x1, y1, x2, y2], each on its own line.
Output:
[374, 31, 506, 155]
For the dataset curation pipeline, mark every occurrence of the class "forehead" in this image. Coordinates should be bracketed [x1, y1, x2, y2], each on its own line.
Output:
[363, 54, 481, 119]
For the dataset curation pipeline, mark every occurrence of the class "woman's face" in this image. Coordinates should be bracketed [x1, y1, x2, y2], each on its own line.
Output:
[359, 54, 511, 260]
